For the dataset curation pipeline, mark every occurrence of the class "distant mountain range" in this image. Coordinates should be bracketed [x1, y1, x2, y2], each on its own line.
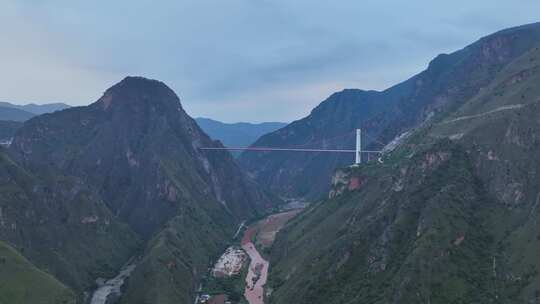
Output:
[0, 102, 71, 142]
[195, 118, 286, 156]
[0, 101, 70, 122]
[0, 106, 34, 122]
[0, 101, 70, 115]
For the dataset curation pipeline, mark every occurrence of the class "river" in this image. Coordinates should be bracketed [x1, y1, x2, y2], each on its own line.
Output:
[241, 227, 269, 304]
[89, 262, 136, 304]
[239, 209, 302, 304]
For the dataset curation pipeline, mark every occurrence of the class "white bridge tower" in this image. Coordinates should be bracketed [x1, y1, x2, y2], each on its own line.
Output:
[355, 128, 361, 165]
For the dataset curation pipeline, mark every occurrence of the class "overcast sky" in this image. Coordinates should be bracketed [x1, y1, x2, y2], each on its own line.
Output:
[2, 1, 540, 122]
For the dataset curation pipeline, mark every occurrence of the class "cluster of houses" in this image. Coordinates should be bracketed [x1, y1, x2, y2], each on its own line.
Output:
[198, 294, 211, 303]
[211, 246, 247, 278]
[197, 294, 232, 304]
[197, 246, 248, 304]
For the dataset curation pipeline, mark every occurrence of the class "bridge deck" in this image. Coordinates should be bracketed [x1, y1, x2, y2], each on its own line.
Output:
[199, 147, 382, 153]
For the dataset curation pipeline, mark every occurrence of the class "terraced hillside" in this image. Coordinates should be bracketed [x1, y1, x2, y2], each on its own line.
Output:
[268, 30, 540, 303]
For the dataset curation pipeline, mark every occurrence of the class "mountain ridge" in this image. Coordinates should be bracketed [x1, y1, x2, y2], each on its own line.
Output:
[195, 117, 286, 156]
[0, 106, 35, 122]
[239, 21, 540, 199]
[267, 25, 540, 304]
[4, 76, 279, 303]
[0, 101, 70, 115]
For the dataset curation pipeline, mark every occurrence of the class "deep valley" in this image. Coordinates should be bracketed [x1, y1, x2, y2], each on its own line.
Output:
[2, 14, 540, 304]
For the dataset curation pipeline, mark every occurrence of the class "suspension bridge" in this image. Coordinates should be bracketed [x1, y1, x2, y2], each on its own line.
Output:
[200, 129, 383, 165]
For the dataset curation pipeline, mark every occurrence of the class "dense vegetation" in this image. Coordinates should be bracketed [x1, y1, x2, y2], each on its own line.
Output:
[0, 240, 76, 304]
[0, 148, 139, 295]
[1, 77, 277, 303]
[268, 29, 540, 303]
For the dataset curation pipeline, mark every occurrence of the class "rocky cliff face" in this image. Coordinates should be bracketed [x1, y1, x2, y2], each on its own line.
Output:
[268, 25, 540, 304]
[240, 22, 540, 200]
[5, 77, 278, 303]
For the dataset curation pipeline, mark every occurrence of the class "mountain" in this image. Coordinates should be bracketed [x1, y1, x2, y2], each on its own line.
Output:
[267, 24, 540, 303]
[0, 147, 139, 296]
[0, 240, 76, 304]
[0, 120, 22, 143]
[6, 76, 277, 303]
[195, 117, 286, 156]
[239, 22, 540, 199]
[0, 101, 70, 115]
[0, 101, 70, 122]
[0, 106, 35, 121]
[10, 77, 275, 235]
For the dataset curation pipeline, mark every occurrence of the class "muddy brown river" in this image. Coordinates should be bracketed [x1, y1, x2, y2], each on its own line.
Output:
[241, 239, 269, 304]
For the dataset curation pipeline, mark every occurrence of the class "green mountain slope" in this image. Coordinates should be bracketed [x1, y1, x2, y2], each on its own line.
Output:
[120, 212, 229, 304]
[268, 29, 540, 304]
[7, 77, 278, 303]
[0, 148, 139, 295]
[239, 22, 540, 199]
[0, 240, 76, 304]
[271, 142, 502, 303]
[10, 77, 274, 236]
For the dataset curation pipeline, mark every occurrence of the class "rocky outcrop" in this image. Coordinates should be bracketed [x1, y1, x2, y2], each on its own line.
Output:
[329, 168, 366, 199]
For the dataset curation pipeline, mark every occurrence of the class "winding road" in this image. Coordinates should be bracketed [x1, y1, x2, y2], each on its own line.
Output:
[439, 104, 524, 125]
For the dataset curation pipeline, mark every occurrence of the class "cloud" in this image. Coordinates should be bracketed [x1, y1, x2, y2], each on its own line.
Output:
[1, 0, 540, 122]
